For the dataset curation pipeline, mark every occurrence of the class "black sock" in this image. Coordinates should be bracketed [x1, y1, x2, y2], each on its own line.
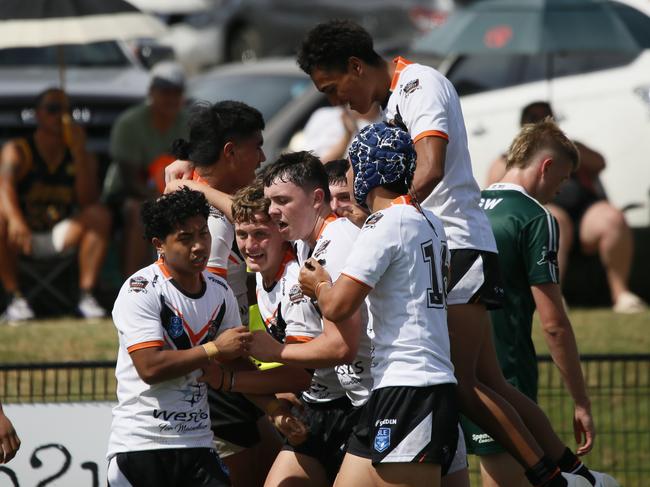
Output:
[525, 456, 567, 487]
[557, 447, 596, 485]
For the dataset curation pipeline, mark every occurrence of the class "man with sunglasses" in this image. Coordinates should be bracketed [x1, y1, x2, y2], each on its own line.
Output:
[0, 87, 112, 322]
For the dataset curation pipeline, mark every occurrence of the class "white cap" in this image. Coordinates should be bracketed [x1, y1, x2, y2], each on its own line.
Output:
[150, 61, 185, 90]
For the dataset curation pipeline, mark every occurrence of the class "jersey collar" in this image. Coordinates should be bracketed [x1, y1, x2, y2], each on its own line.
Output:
[316, 213, 338, 240]
[390, 56, 414, 92]
[390, 194, 414, 206]
[486, 182, 529, 195]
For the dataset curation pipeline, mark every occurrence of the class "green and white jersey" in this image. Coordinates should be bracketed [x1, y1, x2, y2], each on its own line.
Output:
[479, 183, 560, 398]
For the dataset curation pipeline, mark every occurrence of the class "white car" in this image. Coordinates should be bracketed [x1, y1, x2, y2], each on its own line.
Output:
[432, 0, 650, 227]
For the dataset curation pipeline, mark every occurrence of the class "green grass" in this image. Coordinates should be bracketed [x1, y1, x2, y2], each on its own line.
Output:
[0, 307, 647, 363]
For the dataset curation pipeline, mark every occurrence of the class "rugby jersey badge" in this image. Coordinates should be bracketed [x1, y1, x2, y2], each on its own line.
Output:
[374, 427, 391, 453]
[401, 78, 420, 97]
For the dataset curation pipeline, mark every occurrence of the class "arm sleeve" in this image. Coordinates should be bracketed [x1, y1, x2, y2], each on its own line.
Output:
[283, 298, 322, 343]
[340, 212, 397, 289]
[523, 213, 561, 286]
[112, 284, 164, 352]
[397, 69, 450, 144]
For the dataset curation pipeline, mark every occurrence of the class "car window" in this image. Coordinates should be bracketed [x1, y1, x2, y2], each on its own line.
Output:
[188, 74, 311, 122]
[447, 51, 638, 97]
[445, 54, 526, 96]
[0, 41, 130, 67]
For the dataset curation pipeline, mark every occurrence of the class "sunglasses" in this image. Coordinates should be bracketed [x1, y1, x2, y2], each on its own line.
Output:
[41, 102, 70, 115]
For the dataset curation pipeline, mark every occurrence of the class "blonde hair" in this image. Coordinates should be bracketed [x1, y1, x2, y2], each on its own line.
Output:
[231, 179, 271, 224]
[506, 118, 579, 171]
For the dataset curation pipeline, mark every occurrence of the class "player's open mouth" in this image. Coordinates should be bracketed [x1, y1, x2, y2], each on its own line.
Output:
[191, 256, 207, 266]
[277, 221, 289, 231]
[246, 252, 265, 262]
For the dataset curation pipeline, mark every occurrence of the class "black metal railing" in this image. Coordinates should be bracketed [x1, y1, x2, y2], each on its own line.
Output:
[1, 355, 648, 486]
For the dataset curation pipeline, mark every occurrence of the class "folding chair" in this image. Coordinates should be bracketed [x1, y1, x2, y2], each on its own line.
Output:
[17, 249, 78, 314]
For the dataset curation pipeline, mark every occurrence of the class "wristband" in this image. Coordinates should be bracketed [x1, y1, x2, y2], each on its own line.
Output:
[315, 280, 331, 299]
[202, 341, 219, 361]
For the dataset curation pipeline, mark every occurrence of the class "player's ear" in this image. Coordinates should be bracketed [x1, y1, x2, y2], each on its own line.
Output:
[152, 237, 163, 255]
[540, 157, 553, 175]
[223, 140, 236, 161]
[312, 187, 325, 208]
[348, 57, 363, 76]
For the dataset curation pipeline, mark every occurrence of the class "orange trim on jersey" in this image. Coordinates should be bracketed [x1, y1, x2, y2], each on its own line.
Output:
[390, 56, 414, 92]
[228, 254, 240, 264]
[340, 272, 373, 289]
[390, 195, 413, 206]
[192, 170, 210, 186]
[127, 340, 164, 353]
[156, 258, 172, 279]
[206, 266, 228, 278]
[316, 213, 338, 240]
[166, 302, 221, 346]
[272, 246, 297, 283]
[413, 130, 449, 144]
[286, 335, 313, 344]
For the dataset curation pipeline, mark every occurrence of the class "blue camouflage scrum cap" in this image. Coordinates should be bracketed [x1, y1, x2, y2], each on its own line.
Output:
[348, 121, 417, 207]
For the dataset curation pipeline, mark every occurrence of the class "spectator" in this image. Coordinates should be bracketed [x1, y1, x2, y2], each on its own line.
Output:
[298, 104, 381, 162]
[103, 61, 189, 278]
[486, 101, 647, 313]
[0, 87, 111, 322]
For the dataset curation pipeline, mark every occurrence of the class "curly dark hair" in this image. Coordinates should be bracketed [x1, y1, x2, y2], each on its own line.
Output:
[297, 20, 382, 75]
[171, 100, 264, 167]
[141, 187, 210, 241]
[262, 151, 331, 203]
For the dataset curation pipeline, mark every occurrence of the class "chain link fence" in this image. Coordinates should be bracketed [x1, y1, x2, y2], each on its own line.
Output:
[1, 355, 648, 486]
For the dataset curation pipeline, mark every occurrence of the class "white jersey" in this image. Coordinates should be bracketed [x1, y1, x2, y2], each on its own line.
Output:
[193, 172, 249, 323]
[383, 57, 497, 253]
[255, 248, 345, 403]
[297, 215, 373, 407]
[108, 261, 242, 458]
[341, 197, 456, 390]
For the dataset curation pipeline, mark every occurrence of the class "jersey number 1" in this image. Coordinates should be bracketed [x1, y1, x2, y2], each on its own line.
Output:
[421, 240, 447, 308]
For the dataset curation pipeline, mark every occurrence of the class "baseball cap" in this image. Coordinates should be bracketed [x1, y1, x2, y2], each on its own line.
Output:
[150, 61, 185, 90]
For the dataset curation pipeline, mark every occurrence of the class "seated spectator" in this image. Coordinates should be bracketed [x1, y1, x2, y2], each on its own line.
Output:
[0, 88, 112, 321]
[486, 101, 646, 313]
[295, 104, 381, 162]
[103, 61, 189, 278]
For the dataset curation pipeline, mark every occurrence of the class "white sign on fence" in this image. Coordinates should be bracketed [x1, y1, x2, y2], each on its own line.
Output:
[1, 402, 114, 487]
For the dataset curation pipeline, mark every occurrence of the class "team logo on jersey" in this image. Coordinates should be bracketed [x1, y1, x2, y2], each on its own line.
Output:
[363, 212, 384, 229]
[169, 315, 184, 338]
[313, 240, 331, 259]
[537, 247, 558, 267]
[128, 276, 149, 293]
[401, 78, 421, 97]
[374, 427, 391, 453]
[289, 284, 305, 304]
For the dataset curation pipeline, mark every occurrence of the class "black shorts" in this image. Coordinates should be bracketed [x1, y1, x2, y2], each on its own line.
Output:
[208, 390, 263, 448]
[447, 249, 503, 310]
[283, 395, 361, 483]
[347, 385, 458, 471]
[107, 448, 230, 487]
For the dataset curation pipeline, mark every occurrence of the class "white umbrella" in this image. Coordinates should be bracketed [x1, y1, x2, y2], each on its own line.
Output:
[0, 0, 167, 86]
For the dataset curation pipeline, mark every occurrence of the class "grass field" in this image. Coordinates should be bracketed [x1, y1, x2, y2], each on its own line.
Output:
[1, 308, 648, 485]
[0, 307, 648, 363]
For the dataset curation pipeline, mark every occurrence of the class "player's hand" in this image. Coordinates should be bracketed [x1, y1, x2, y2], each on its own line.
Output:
[267, 399, 309, 446]
[0, 410, 20, 464]
[164, 178, 201, 195]
[214, 326, 252, 361]
[198, 361, 224, 389]
[7, 217, 32, 255]
[573, 403, 595, 455]
[335, 203, 369, 228]
[298, 258, 331, 299]
[164, 159, 194, 184]
[249, 330, 283, 363]
[63, 115, 88, 159]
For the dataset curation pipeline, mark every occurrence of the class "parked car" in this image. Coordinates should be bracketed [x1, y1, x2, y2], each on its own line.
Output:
[133, 0, 457, 72]
[187, 58, 328, 162]
[412, 0, 650, 227]
[0, 41, 150, 169]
